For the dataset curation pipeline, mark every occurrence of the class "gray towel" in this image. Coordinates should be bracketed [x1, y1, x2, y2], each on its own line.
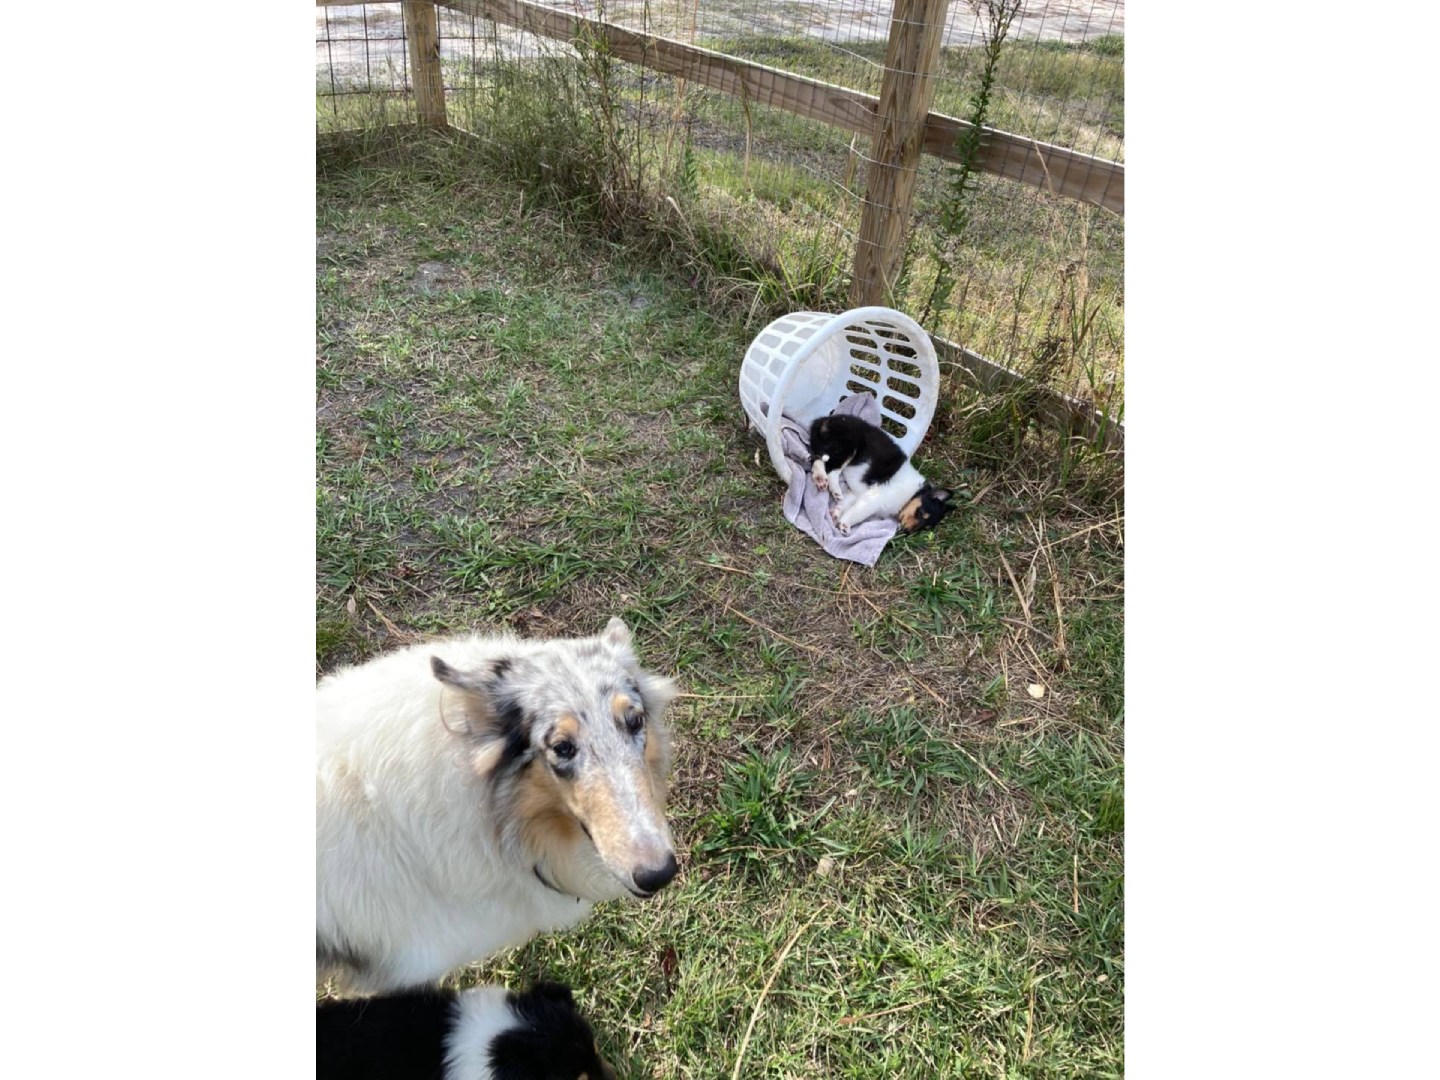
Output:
[779, 392, 898, 566]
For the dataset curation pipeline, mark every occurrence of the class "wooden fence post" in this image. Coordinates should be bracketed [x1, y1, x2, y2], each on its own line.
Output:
[850, 0, 949, 307]
[403, 1, 448, 129]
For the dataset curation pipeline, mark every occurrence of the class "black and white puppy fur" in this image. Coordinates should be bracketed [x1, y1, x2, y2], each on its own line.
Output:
[317, 981, 617, 1080]
[809, 413, 955, 535]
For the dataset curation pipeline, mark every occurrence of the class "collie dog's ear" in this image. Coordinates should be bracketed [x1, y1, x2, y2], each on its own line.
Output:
[431, 655, 491, 694]
[637, 667, 677, 799]
[431, 655, 511, 748]
[636, 669, 678, 723]
[601, 616, 632, 649]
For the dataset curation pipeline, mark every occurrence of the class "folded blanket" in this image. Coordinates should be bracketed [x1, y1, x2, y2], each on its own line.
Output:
[779, 392, 898, 566]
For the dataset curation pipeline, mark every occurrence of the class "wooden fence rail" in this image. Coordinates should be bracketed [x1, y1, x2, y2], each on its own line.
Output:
[468, 0, 1123, 215]
[315, 0, 1124, 216]
[315, 0, 1125, 452]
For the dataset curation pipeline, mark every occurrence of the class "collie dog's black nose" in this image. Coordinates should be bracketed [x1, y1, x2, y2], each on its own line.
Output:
[632, 853, 679, 894]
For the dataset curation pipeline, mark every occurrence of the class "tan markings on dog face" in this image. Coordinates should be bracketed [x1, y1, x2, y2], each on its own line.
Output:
[570, 769, 634, 864]
[899, 495, 925, 533]
[513, 764, 583, 862]
[610, 693, 632, 722]
[551, 713, 581, 747]
[643, 721, 670, 804]
[468, 738, 505, 779]
[512, 734, 660, 885]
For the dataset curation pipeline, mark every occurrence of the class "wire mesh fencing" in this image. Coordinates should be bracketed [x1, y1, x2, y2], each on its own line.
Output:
[316, 1, 1125, 424]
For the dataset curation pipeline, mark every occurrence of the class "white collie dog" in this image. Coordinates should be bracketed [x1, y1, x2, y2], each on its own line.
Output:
[317, 617, 679, 994]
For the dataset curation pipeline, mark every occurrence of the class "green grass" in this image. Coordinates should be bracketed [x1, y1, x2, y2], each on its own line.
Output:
[317, 134, 1124, 1078]
[318, 25, 1125, 412]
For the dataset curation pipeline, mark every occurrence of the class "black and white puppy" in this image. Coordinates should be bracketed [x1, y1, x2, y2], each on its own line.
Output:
[809, 413, 955, 535]
[317, 981, 618, 1080]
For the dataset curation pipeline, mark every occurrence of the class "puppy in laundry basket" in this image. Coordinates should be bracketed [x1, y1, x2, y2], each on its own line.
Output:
[809, 413, 956, 536]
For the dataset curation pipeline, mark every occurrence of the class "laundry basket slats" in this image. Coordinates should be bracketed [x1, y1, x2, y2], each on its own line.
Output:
[740, 307, 939, 484]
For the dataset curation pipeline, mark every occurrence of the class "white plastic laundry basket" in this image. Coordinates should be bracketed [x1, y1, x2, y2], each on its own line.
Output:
[739, 306, 939, 483]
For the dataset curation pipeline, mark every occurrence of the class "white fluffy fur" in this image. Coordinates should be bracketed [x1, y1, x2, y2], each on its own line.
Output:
[442, 985, 513, 1080]
[316, 624, 673, 994]
[827, 459, 927, 532]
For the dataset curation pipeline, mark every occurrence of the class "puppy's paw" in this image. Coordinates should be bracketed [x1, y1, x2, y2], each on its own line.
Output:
[828, 506, 850, 534]
[814, 472, 828, 492]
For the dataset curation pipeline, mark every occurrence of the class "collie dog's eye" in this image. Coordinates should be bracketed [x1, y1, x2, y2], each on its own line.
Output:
[552, 739, 577, 760]
[625, 711, 644, 736]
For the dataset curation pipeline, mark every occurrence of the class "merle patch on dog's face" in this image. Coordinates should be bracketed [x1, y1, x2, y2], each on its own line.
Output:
[430, 618, 679, 902]
[898, 486, 956, 534]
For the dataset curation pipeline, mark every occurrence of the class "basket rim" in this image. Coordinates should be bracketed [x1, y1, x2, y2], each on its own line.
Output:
[750, 306, 934, 484]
